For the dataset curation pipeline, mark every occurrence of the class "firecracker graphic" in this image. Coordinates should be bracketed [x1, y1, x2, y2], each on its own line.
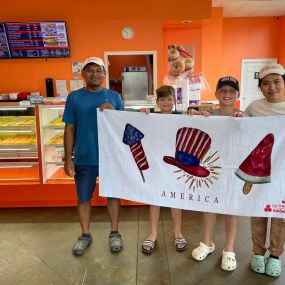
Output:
[163, 127, 220, 191]
[123, 123, 149, 182]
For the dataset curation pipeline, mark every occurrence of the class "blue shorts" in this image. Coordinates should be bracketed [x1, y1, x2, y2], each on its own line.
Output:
[74, 165, 116, 203]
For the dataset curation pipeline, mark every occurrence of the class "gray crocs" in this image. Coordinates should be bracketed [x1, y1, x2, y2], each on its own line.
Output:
[109, 232, 123, 252]
[72, 235, 92, 256]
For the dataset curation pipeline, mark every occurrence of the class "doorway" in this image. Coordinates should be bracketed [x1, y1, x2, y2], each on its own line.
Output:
[240, 58, 277, 110]
[104, 51, 157, 103]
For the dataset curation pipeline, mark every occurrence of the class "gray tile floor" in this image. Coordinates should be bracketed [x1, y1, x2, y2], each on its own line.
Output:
[0, 206, 284, 285]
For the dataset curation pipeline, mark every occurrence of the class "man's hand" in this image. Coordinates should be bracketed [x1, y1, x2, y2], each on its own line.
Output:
[64, 159, 75, 177]
[99, 102, 114, 112]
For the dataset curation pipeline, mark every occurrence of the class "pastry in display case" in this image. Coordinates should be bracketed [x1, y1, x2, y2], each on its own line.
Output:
[0, 106, 39, 183]
[0, 104, 137, 206]
[39, 105, 71, 183]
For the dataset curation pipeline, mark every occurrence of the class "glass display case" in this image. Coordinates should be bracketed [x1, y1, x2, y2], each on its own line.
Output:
[39, 105, 72, 183]
[0, 106, 39, 183]
[0, 104, 144, 207]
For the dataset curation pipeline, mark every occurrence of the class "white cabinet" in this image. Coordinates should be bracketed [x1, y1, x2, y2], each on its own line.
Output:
[39, 106, 71, 183]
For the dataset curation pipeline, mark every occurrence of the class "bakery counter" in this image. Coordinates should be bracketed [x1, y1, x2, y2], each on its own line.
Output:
[0, 104, 143, 207]
[0, 106, 39, 183]
[124, 100, 156, 111]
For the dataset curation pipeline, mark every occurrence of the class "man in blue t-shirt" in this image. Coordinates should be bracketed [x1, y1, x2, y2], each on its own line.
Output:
[63, 56, 124, 256]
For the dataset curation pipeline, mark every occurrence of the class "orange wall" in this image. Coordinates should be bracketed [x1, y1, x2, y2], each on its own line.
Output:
[0, 19, 163, 95]
[201, 8, 223, 100]
[0, 0, 213, 96]
[108, 55, 148, 80]
[0, 0, 211, 21]
[222, 17, 280, 84]
[202, 13, 282, 100]
[1, 3, 285, 101]
[279, 16, 285, 66]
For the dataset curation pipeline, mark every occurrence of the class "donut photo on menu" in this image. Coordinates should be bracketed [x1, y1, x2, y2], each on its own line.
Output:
[43, 37, 58, 47]
[184, 57, 194, 71]
[168, 45, 180, 61]
[166, 45, 195, 80]
[170, 60, 185, 76]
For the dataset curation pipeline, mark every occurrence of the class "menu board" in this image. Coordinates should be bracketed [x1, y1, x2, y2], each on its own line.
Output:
[1, 21, 70, 58]
[0, 23, 11, 58]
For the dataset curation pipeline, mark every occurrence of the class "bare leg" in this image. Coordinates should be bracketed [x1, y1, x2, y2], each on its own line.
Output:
[203, 212, 217, 246]
[171, 208, 182, 238]
[224, 215, 238, 252]
[192, 212, 216, 260]
[171, 208, 187, 250]
[78, 201, 91, 234]
[142, 205, 160, 251]
[146, 205, 160, 241]
[107, 198, 120, 232]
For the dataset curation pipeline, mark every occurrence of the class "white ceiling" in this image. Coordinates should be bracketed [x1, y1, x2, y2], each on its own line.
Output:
[212, 0, 285, 17]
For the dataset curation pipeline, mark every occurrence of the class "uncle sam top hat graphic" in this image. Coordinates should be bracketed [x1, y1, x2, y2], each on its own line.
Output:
[163, 127, 211, 177]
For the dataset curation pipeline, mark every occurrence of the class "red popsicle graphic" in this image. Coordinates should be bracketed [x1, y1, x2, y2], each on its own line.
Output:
[123, 124, 149, 182]
[235, 133, 274, 194]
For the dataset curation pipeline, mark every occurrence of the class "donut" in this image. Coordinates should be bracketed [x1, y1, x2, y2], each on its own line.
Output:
[186, 70, 194, 77]
[184, 57, 194, 70]
[168, 46, 180, 61]
[169, 60, 185, 76]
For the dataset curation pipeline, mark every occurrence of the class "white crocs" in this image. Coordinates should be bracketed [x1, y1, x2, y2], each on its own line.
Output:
[192, 242, 215, 261]
[221, 250, 237, 271]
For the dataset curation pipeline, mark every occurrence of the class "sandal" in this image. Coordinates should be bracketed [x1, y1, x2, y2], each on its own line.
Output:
[192, 242, 215, 261]
[221, 250, 237, 271]
[141, 240, 157, 255]
[251, 254, 266, 274]
[109, 232, 123, 253]
[265, 257, 282, 277]
[175, 237, 187, 252]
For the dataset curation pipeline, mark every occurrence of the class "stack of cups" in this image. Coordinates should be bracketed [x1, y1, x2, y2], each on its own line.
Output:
[175, 79, 190, 113]
[175, 86, 183, 113]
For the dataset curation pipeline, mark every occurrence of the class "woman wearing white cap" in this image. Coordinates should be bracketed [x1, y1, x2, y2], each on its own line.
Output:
[245, 63, 285, 277]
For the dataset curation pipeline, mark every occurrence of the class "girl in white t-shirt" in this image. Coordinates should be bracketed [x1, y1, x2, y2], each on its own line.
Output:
[245, 63, 285, 278]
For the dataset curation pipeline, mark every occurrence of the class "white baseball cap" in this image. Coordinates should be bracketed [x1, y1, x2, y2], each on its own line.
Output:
[259, 63, 285, 79]
[81, 57, 105, 70]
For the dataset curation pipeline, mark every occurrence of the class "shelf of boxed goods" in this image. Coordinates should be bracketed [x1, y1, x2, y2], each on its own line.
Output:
[0, 105, 42, 206]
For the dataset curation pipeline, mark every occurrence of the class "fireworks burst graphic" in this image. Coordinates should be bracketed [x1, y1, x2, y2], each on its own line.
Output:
[163, 127, 220, 191]
[175, 150, 220, 191]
